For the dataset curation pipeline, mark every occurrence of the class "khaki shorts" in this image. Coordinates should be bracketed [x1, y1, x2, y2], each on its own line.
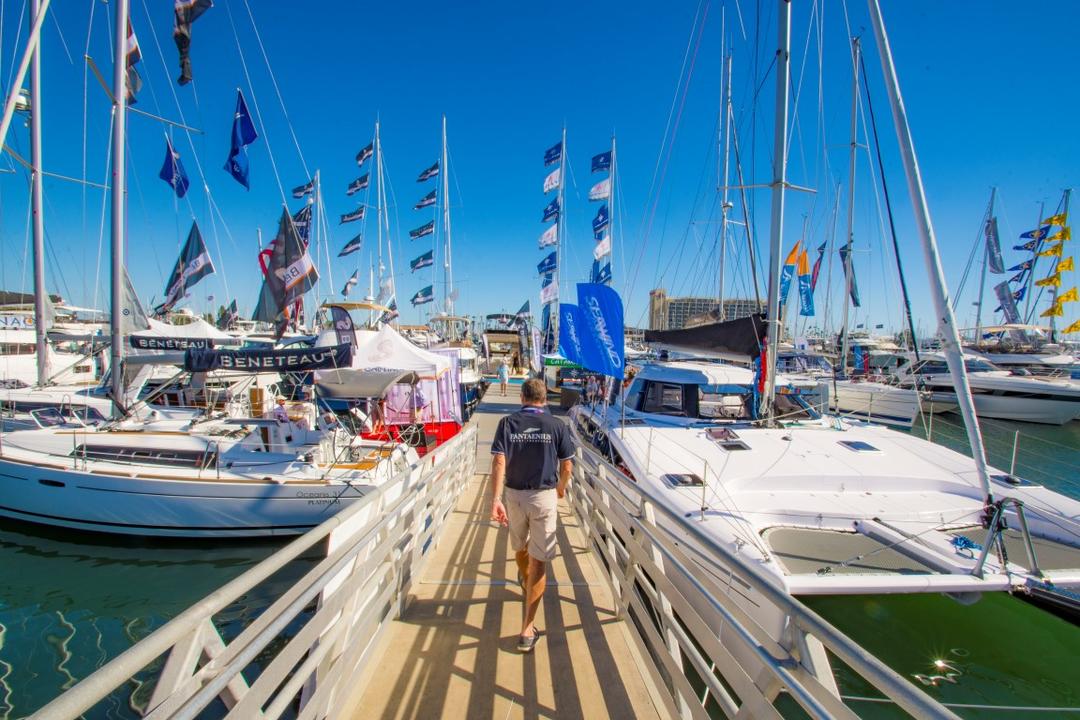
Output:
[505, 487, 558, 562]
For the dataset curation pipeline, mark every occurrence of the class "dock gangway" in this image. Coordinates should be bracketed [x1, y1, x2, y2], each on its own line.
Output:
[30, 393, 956, 719]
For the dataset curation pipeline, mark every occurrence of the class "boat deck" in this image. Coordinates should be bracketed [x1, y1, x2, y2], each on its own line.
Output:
[339, 392, 661, 719]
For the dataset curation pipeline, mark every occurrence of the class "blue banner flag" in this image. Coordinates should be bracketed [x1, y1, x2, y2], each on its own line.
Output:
[158, 135, 190, 198]
[292, 205, 312, 244]
[592, 204, 609, 238]
[542, 198, 560, 223]
[838, 246, 861, 308]
[341, 270, 359, 299]
[338, 234, 362, 257]
[224, 90, 258, 189]
[558, 303, 588, 368]
[417, 161, 439, 182]
[1014, 239, 1039, 252]
[355, 142, 373, 166]
[346, 174, 369, 196]
[796, 246, 815, 317]
[544, 142, 562, 166]
[985, 217, 1005, 274]
[591, 150, 612, 173]
[778, 243, 800, 306]
[410, 249, 434, 272]
[810, 242, 826, 292]
[409, 220, 435, 240]
[291, 179, 314, 199]
[1008, 259, 1032, 272]
[414, 189, 437, 210]
[340, 206, 365, 224]
[411, 285, 434, 306]
[1008, 270, 1026, 285]
[577, 282, 625, 379]
[541, 271, 554, 287]
[537, 251, 557, 275]
[1019, 225, 1052, 241]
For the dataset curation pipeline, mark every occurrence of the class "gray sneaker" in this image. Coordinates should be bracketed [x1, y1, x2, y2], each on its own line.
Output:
[517, 629, 542, 653]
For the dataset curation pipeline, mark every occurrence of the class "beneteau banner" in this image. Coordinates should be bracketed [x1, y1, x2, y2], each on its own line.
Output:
[184, 343, 352, 373]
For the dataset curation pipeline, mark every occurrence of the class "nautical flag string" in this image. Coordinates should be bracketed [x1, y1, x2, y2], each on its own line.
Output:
[543, 168, 560, 194]
[414, 189, 437, 210]
[410, 250, 434, 272]
[125, 19, 142, 103]
[417, 161, 440, 182]
[291, 179, 314, 198]
[173, 0, 211, 86]
[544, 142, 562, 166]
[1044, 212, 1067, 226]
[342, 270, 359, 298]
[538, 224, 558, 248]
[355, 142, 374, 166]
[591, 150, 611, 173]
[410, 221, 435, 240]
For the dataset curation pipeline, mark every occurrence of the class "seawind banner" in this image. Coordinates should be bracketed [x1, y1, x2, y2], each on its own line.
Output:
[558, 303, 588, 368]
[577, 282, 625, 379]
[185, 343, 352, 373]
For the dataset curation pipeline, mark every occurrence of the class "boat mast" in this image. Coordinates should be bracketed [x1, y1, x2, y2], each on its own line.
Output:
[973, 187, 996, 343]
[718, 53, 733, 321]
[867, 0, 992, 502]
[0, 0, 50, 152]
[551, 124, 566, 351]
[839, 36, 861, 376]
[1022, 200, 1044, 325]
[109, 0, 129, 409]
[608, 133, 616, 286]
[761, 0, 791, 423]
[1047, 188, 1071, 343]
[441, 115, 454, 322]
[29, 0, 48, 386]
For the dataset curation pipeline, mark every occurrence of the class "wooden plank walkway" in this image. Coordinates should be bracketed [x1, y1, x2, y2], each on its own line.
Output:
[341, 390, 662, 720]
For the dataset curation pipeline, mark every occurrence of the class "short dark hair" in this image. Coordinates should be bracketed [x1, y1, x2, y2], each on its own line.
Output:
[521, 378, 546, 404]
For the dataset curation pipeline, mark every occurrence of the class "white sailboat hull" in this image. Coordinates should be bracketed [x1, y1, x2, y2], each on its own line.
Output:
[927, 389, 1080, 425]
[829, 380, 925, 428]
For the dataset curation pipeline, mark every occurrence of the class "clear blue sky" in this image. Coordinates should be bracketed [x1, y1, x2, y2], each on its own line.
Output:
[1, 1, 1076, 334]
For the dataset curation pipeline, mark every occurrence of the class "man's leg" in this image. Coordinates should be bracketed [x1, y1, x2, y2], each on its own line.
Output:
[515, 548, 529, 586]
[521, 555, 545, 638]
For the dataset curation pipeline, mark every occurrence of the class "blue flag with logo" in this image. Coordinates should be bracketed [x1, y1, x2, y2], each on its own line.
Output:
[796, 246, 814, 317]
[1014, 238, 1039, 252]
[838, 246, 861, 308]
[576, 283, 624, 379]
[591, 261, 612, 285]
[542, 198, 560, 223]
[158, 135, 190, 198]
[544, 142, 562, 166]
[224, 90, 258, 189]
[591, 150, 611, 173]
[537, 251, 557, 275]
[1019, 225, 1052, 241]
[592, 204, 609, 238]
[1008, 259, 1032, 272]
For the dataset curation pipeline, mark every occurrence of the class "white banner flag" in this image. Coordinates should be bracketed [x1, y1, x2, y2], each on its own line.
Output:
[593, 235, 611, 260]
[538, 223, 558, 248]
[588, 177, 610, 201]
[540, 279, 559, 304]
[543, 168, 560, 194]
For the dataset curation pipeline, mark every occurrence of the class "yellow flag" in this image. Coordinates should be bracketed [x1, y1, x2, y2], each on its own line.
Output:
[1048, 227, 1072, 241]
[1065, 318, 1080, 334]
[1038, 242, 1064, 258]
[1035, 273, 1062, 288]
[1043, 212, 1068, 226]
[1040, 301, 1064, 318]
[1060, 287, 1079, 303]
[1059, 256, 1075, 272]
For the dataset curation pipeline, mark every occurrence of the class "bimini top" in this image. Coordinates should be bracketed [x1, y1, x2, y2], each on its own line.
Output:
[637, 359, 794, 388]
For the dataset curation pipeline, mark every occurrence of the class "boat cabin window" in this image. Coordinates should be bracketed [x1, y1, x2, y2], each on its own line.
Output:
[772, 390, 817, 420]
[641, 382, 685, 415]
[915, 359, 997, 375]
[698, 384, 751, 420]
[71, 444, 218, 468]
[623, 377, 644, 411]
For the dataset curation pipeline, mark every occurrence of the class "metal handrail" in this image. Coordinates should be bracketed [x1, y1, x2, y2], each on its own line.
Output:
[568, 446, 959, 720]
[30, 424, 478, 720]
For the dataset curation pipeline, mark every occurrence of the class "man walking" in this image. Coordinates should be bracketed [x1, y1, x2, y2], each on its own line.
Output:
[490, 379, 575, 652]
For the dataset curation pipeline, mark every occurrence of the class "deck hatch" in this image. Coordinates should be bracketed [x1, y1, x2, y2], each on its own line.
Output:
[839, 440, 880, 453]
[662, 473, 704, 488]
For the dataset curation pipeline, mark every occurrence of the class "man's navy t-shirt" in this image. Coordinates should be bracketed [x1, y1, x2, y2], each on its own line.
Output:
[491, 406, 576, 490]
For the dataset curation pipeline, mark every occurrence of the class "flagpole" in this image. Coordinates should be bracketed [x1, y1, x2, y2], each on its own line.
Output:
[608, 133, 616, 288]
[718, 52, 733, 321]
[553, 124, 566, 351]
[839, 36, 860, 377]
[442, 115, 454, 321]
[109, 0, 129, 411]
[974, 187, 995, 343]
[29, 0, 48, 386]
[1048, 189, 1071, 342]
[762, 0, 791, 424]
[1023, 201, 1044, 324]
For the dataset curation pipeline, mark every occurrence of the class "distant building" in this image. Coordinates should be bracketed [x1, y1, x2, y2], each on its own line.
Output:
[624, 326, 646, 344]
[648, 288, 761, 330]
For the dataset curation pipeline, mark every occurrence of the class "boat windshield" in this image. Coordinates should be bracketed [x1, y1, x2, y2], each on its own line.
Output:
[776, 354, 832, 374]
[917, 358, 999, 375]
[697, 384, 752, 420]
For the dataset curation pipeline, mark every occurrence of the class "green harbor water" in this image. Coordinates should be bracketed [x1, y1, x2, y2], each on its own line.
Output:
[0, 414, 1077, 718]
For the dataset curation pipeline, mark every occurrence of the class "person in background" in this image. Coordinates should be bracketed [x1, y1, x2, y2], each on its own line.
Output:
[497, 360, 510, 396]
[271, 396, 289, 423]
[489, 379, 576, 653]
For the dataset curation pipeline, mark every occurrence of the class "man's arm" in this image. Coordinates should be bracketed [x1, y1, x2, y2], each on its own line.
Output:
[556, 458, 572, 499]
[555, 424, 577, 499]
[490, 453, 508, 526]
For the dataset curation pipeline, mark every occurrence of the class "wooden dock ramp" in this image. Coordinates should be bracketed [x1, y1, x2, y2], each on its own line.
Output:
[340, 391, 662, 719]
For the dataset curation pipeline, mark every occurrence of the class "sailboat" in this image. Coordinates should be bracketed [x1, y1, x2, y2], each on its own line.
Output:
[569, 0, 1080, 703]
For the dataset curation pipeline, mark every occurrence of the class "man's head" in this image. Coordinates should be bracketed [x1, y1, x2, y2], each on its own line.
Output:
[276, 396, 286, 405]
[520, 378, 546, 406]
